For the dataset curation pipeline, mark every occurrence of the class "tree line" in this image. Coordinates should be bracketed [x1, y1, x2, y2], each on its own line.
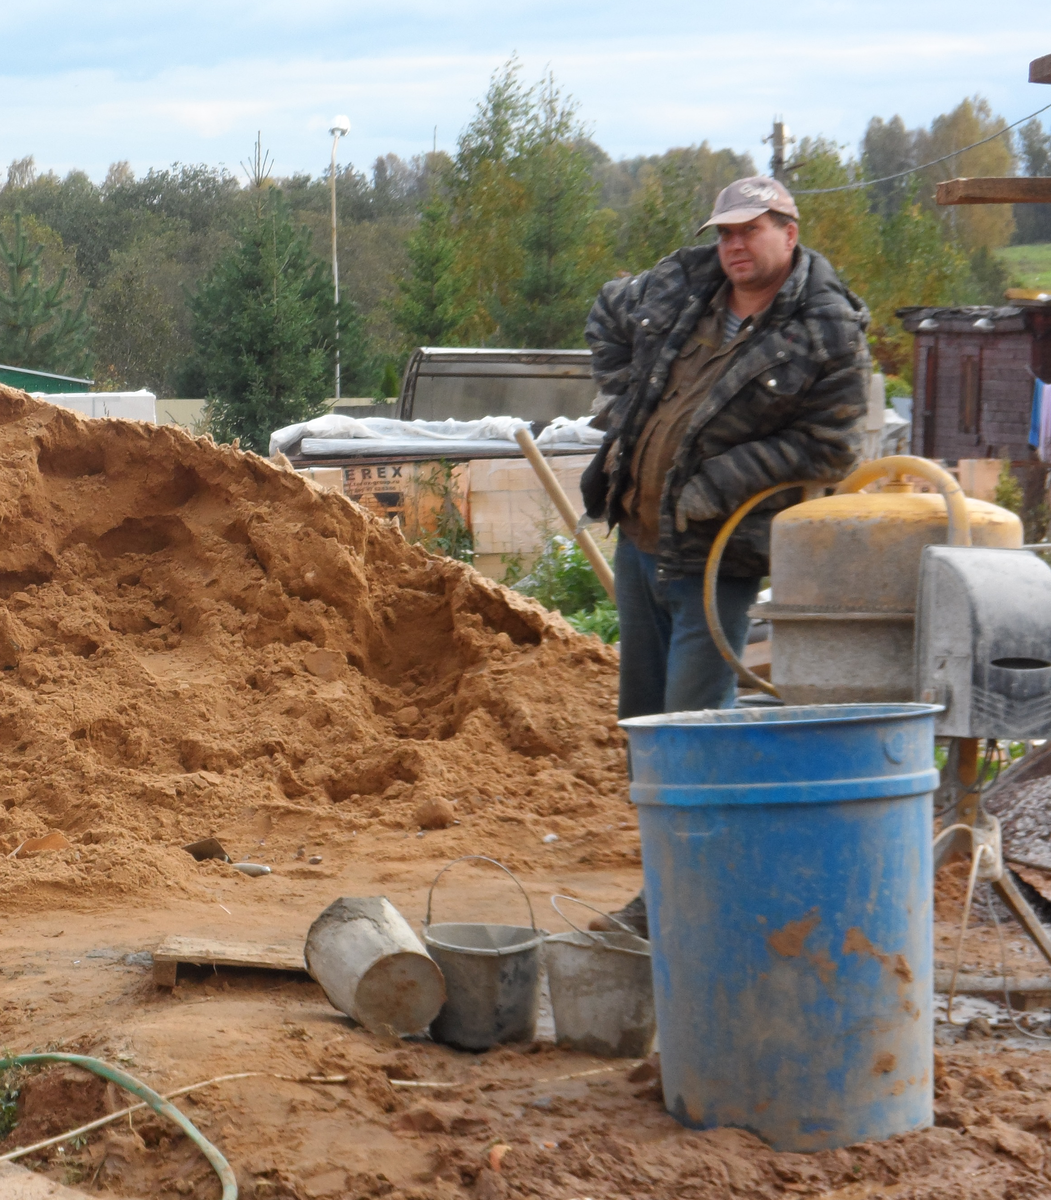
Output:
[1, 60, 1049, 451]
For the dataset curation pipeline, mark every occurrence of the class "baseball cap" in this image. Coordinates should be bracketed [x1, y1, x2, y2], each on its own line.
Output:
[698, 176, 800, 231]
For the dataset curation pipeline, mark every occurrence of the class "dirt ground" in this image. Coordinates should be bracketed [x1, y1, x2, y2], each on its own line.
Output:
[3, 854, 1051, 1200]
[4, 390, 1051, 1197]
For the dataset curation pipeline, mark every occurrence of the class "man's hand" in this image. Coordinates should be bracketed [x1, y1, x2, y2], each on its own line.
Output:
[674, 477, 722, 531]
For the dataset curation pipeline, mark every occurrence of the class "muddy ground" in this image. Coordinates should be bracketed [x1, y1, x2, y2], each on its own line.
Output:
[4, 852, 1051, 1200]
[1, 390, 1051, 1197]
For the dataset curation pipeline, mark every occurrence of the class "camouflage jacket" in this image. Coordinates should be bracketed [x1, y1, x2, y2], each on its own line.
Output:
[581, 243, 870, 577]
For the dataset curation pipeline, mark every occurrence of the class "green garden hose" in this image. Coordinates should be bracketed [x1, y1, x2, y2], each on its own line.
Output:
[0, 1053, 237, 1199]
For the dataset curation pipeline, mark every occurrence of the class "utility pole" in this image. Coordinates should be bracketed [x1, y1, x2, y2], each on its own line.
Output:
[763, 118, 794, 183]
[328, 116, 351, 401]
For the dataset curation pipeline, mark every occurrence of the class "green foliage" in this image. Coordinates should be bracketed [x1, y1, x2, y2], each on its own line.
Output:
[416, 461, 474, 562]
[966, 245, 1011, 304]
[860, 115, 916, 219]
[867, 188, 971, 376]
[400, 61, 617, 349]
[3, 84, 1037, 406]
[513, 533, 617, 641]
[392, 197, 471, 346]
[90, 229, 187, 393]
[489, 137, 615, 347]
[564, 597, 619, 643]
[619, 144, 754, 270]
[996, 242, 1051, 289]
[1024, 500, 1050, 547]
[499, 551, 526, 586]
[787, 145, 974, 377]
[379, 360, 401, 398]
[0, 1058, 19, 1140]
[994, 460, 1023, 514]
[514, 534, 608, 616]
[0, 1087, 17, 1138]
[791, 138, 881, 295]
[991, 458, 1045, 543]
[1014, 119, 1051, 244]
[915, 97, 1016, 252]
[0, 211, 92, 375]
[187, 190, 360, 452]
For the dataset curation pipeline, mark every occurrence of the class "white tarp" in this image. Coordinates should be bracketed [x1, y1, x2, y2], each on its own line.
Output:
[534, 414, 605, 449]
[34, 390, 157, 423]
[270, 413, 602, 459]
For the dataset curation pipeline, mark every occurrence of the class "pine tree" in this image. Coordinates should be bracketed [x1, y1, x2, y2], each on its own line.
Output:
[491, 140, 613, 347]
[187, 190, 363, 453]
[447, 64, 615, 347]
[0, 211, 92, 375]
[392, 198, 470, 345]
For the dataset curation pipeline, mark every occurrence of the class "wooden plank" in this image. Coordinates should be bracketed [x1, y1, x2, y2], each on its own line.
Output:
[742, 640, 771, 680]
[152, 935, 306, 987]
[1031, 53, 1051, 85]
[937, 177, 1051, 206]
[935, 971, 1051, 993]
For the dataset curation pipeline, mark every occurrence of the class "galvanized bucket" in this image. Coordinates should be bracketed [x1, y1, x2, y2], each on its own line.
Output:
[423, 856, 545, 1051]
[305, 896, 446, 1036]
[544, 896, 655, 1058]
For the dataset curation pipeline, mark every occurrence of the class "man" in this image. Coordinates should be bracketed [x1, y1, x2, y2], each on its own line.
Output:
[582, 176, 870, 936]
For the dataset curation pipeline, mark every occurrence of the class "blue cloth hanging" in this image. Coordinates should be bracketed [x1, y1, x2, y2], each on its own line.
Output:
[1030, 377, 1043, 450]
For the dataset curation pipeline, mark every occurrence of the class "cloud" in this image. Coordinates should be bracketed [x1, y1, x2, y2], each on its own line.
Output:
[0, 10, 1044, 181]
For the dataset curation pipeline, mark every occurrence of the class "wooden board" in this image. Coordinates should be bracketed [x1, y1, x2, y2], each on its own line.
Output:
[1031, 53, 1051, 85]
[937, 177, 1051, 206]
[0, 1162, 120, 1199]
[152, 935, 307, 987]
[742, 639, 771, 680]
[934, 971, 1051, 993]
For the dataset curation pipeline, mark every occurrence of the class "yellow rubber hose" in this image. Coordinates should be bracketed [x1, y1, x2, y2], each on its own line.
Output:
[702, 482, 811, 699]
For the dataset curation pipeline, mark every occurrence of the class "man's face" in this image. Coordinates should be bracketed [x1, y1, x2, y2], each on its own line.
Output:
[716, 212, 798, 290]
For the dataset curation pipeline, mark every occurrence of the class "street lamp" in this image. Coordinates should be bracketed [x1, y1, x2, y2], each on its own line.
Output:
[329, 115, 351, 401]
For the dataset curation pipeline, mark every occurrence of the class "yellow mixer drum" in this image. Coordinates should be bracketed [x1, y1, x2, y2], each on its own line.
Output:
[761, 491, 1022, 704]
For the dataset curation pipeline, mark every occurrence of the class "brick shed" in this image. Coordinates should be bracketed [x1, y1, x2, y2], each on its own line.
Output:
[898, 302, 1051, 462]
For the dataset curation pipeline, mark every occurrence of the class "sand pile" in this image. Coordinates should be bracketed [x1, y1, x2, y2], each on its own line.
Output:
[0, 387, 629, 906]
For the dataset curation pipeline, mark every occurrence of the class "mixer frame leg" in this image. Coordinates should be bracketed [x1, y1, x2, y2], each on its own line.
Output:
[993, 872, 1051, 970]
[935, 737, 1051, 969]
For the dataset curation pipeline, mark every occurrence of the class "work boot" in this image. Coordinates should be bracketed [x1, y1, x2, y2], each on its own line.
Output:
[588, 892, 648, 939]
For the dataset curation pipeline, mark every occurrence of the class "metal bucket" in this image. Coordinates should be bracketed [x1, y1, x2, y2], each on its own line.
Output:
[305, 896, 445, 1036]
[621, 702, 940, 1152]
[544, 896, 655, 1058]
[423, 856, 544, 1051]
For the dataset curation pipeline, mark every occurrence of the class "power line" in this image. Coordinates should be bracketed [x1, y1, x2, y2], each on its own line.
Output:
[793, 100, 1051, 196]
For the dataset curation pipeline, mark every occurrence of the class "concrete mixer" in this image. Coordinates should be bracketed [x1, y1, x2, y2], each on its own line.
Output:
[703, 454, 1051, 968]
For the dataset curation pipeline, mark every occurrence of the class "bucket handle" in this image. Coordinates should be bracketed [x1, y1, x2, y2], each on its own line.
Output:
[425, 855, 538, 933]
[550, 895, 651, 956]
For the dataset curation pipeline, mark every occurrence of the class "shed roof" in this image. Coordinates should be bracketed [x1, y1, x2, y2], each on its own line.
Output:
[0, 363, 94, 393]
[896, 305, 1029, 334]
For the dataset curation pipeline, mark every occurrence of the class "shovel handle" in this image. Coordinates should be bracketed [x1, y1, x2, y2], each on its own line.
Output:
[513, 427, 616, 602]
[425, 855, 537, 932]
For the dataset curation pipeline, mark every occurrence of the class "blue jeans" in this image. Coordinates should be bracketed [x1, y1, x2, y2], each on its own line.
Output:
[615, 535, 762, 720]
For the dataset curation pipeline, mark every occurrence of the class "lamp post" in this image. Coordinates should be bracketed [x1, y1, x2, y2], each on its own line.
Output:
[329, 115, 351, 401]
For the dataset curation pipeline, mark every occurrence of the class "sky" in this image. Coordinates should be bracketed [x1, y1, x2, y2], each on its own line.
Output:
[1, 2, 1049, 186]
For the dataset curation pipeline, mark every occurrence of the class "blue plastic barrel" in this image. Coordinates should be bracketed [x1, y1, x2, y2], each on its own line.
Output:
[620, 703, 940, 1152]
